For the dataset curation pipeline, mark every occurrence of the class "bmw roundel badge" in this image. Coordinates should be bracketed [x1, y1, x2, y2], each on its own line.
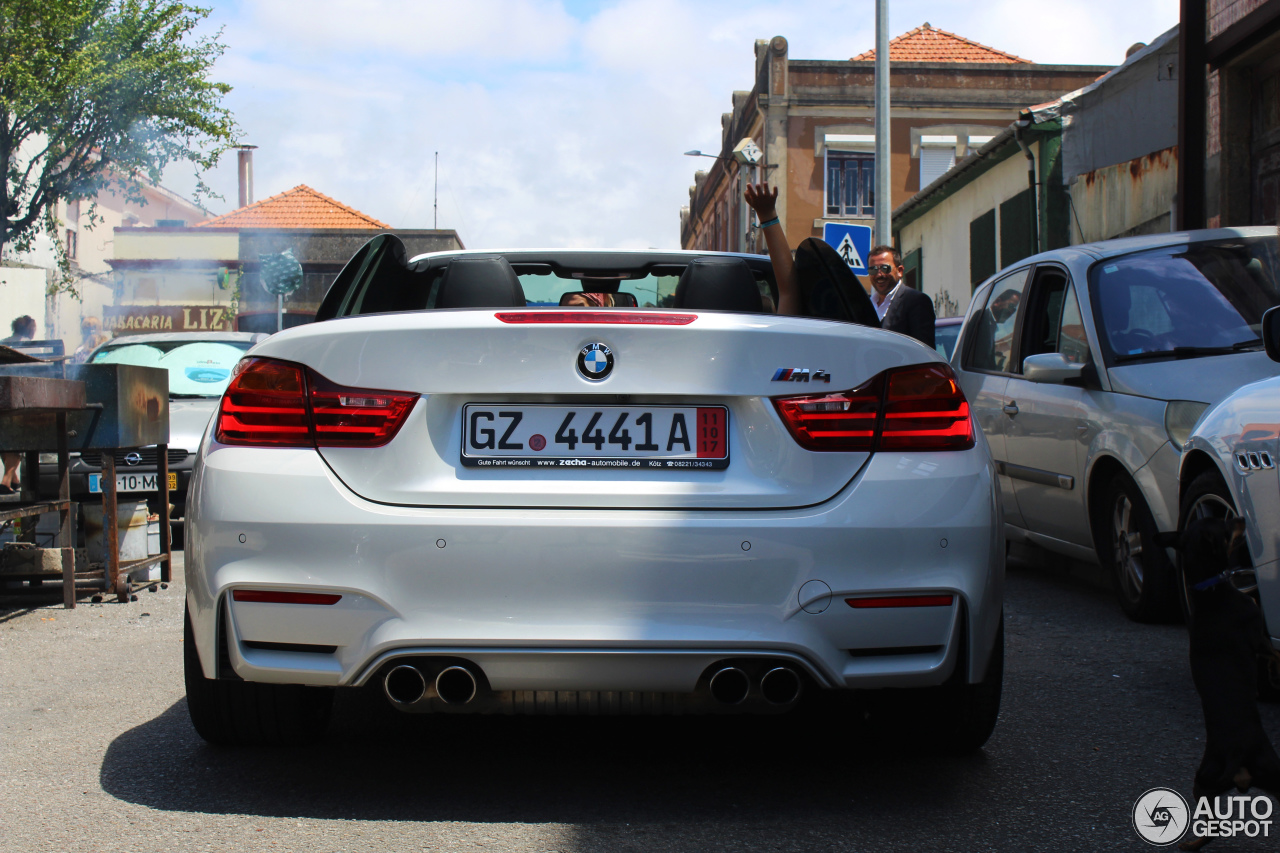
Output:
[577, 342, 614, 381]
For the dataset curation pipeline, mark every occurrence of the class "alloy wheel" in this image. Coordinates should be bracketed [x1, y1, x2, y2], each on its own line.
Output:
[1184, 492, 1257, 595]
[1112, 492, 1146, 601]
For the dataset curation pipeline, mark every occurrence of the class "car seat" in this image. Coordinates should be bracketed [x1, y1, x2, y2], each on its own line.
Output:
[672, 257, 763, 313]
[434, 256, 527, 308]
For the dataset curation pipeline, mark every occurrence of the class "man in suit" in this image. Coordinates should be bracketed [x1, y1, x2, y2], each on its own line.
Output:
[867, 245, 935, 348]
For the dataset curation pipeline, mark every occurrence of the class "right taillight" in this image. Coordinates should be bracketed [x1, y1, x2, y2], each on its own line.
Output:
[215, 357, 419, 449]
[773, 362, 973, 452]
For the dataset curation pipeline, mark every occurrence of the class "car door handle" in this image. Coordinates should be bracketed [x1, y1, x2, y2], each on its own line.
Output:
[1002, 402, 1019, 416]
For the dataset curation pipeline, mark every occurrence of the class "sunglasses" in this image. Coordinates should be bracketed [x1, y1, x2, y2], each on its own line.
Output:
[868, 264, 895, 275]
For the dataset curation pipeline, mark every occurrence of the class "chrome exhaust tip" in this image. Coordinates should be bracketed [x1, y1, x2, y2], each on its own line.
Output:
[760, 666, 802, 705]
[435, 665, 478, 705]
[384, 664, 427, 705]
[709, 666, 750, 705]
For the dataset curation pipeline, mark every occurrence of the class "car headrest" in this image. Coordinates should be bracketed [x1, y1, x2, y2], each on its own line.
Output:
[672, 257, 764, 313]
[434, 256, 527, 309]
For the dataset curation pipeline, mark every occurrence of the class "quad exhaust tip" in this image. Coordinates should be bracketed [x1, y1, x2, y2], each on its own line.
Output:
[709, 666, 750, 705]
[384, 664, 427, 705]
[760, 666, 802, 705]
[435, 665, 478, 705]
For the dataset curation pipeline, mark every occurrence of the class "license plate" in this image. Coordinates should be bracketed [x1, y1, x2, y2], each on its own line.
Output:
[88, 471, 178, 493]
[462, 405, 729, 470]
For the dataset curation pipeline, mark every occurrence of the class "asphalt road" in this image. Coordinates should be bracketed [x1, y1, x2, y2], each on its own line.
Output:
[3, 549, 1279, 853]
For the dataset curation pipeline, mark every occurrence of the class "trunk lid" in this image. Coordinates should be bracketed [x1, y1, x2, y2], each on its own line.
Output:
[248, 311, 943, 509]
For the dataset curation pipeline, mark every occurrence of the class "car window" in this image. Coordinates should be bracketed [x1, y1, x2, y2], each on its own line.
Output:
[1090, 237, 1280, 363]
[934, 322, 961, 360]
[91, 340, 253, 397]
[520, 273, 680, 308]
[1019, 270, 1091, 370]
[964, 267, 1030, 373]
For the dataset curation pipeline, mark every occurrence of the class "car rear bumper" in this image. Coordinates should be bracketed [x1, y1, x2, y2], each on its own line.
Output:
[186, 445, 1004, 694]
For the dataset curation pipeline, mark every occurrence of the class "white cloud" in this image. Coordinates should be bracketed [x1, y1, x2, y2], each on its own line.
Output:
[166, 0, 1182, 251]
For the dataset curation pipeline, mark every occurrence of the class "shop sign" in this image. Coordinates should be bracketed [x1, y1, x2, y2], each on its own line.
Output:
[104, 306, 231, 334]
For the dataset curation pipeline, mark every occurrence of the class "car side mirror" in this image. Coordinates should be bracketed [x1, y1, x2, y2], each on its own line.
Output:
[1023, 352, 1087, 385]
[1263, 306, 1280, 363]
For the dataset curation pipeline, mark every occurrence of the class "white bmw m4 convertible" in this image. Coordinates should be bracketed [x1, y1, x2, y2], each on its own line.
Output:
[184, 237, 1005, 749]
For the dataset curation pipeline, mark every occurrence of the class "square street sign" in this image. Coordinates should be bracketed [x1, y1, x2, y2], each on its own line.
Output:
[822, 222, 873, 272]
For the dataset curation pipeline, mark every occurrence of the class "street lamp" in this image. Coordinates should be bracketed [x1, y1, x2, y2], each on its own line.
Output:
[684, 150, 733, 163]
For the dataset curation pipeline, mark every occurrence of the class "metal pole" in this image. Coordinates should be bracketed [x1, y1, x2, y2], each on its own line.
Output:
[874, 0, 891, 246]
[434, 151, 439, 230]
[1176, 0, 1206, 230]
[277, 293, 283, 334]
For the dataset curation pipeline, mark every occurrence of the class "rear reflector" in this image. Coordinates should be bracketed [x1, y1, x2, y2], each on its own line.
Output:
[233, 590, 342, 605]
[215, 357, 419, 448]
[495, 311, 696, 325]
[774, 362, 973, 452]
[846, 595, 955, 608]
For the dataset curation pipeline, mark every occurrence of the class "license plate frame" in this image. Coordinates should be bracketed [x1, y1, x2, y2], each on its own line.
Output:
[88, 471, 178, 493]
[461, 404, 729, 470]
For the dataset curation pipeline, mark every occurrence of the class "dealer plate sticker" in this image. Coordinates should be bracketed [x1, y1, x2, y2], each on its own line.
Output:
[461, 404, 728, 470]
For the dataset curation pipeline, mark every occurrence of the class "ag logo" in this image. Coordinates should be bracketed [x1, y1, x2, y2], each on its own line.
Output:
[1133, 787, 1189, 845]
[577, 342, 613, 381]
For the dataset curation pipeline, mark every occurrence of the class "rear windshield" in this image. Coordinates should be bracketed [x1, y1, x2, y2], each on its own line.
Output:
[1089, 237, 1280, 364]
[91, 340, 254, 397]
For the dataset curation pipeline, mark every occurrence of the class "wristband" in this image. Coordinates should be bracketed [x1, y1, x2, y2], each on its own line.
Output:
[759, 216, 780, 228]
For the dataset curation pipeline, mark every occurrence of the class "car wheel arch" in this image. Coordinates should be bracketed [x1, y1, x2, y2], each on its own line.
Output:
[1085, 454, 1130, 551]
[1177, 449, 1228, 506]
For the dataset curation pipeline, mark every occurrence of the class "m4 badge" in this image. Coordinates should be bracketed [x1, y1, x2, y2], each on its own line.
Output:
[771, 368, 831, 383]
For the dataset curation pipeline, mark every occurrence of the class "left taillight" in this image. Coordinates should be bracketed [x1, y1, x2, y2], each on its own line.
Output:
[215, 357, 419, 449]
[773, 362, 973, 452]
[216, 358, 311, 446]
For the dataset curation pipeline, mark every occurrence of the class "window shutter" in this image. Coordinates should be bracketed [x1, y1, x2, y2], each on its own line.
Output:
[970, 210, 996, 290]
[999, 189, 1036, 268]
[919, 147, 955, 189]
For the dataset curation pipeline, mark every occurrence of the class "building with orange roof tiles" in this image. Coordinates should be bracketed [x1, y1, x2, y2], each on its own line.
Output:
[197, 185, 392, 230]
[108, 169, 462, 334]
[681, 25, 1108, 295]
[851, 23, 1030, 64]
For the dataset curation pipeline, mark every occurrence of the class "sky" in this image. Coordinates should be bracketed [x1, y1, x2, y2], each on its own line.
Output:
[166, 0, 1182, 251]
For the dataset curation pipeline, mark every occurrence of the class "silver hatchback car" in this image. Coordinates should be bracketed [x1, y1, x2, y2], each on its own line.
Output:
[951, 227, 1280, 621]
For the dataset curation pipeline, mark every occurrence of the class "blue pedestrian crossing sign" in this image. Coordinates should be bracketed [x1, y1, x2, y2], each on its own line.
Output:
[822, 222, 873, 272]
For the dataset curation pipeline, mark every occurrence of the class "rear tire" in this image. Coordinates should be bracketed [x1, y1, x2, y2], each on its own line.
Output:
[1177, 470, 1277, 701]
[184, 604, 333, 746]
[928, 615, 1004, 753]
[1101, 474, 1179, 623]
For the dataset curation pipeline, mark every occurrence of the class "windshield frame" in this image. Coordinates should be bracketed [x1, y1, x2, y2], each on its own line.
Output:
[1087, 236, 1280, 368]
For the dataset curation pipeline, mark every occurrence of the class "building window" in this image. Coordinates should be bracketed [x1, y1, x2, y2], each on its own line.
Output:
[826, 153, 875, 217]
[919, 142, 956, 189]
[65, 228, 77, 260]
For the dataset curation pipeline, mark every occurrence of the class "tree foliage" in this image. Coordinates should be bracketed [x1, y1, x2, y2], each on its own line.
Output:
[0, 0, 238, 262]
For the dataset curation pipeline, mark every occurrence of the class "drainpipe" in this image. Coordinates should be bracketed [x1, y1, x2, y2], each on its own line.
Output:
[1012, 117, 1039, 252]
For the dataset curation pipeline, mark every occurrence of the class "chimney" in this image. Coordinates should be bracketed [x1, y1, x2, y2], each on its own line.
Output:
[236, 145, 257, 209]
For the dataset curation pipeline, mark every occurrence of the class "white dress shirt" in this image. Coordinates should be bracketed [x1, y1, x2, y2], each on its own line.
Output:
[872, 281, 904, 321]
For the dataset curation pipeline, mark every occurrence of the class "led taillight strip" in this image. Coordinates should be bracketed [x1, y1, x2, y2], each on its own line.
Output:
[773, 363, 974, 452]
[233, 590, 342, 605]
[495, 311, 696, 325]
[216, 358, 419, 449]
[846, 595, 955, 608]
